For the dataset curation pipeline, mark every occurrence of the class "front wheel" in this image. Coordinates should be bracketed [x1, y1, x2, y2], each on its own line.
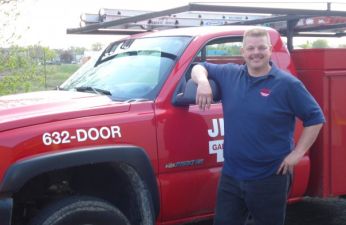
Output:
[28, 196, 130, 225]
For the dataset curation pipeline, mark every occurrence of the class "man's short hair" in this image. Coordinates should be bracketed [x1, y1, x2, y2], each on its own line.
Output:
[243, 28, 271, 46]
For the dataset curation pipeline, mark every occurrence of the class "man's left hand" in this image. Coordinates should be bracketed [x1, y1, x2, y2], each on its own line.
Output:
[277, 150, 304, 175]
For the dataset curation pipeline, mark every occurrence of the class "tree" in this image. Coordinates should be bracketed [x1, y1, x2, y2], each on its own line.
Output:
[298, 41, 312, 49]
[0, 0, 28, 47]
[91, 42, 104, 51]
[0, 1, 45, 95]
[43, 47, 57, 62]
[312, 39, 329, 48]
[69, 46, 86, 55]
[27, 45, 57, 63]
[28, 45, 48, 62]
[0, 46, 44, 95]
[297, 39, 330, 49]
[60, 50, 74, 63]
[0, 0, 17, 4]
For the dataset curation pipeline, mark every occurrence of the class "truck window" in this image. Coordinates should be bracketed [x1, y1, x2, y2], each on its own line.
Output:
[182, 36, 244, 85]
[176, 37, 243, 104]
[196, 36, 244, 64]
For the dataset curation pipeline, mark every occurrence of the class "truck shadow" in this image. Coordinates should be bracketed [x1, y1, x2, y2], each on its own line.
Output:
[191, 197, 346, 225]
[285, 197, 346, 225]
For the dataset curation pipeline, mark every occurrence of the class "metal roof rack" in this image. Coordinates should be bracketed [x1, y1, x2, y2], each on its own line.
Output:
[66, 2, 346, 51]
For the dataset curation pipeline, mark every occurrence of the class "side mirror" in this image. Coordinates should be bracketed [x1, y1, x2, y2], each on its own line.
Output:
[173, 79, 221, 107]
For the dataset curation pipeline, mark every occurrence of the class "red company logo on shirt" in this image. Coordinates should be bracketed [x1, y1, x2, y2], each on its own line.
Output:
[260, 88, 271, 97]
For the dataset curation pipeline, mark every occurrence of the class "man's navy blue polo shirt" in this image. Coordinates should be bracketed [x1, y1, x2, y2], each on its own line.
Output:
[202, 62, 325, 180]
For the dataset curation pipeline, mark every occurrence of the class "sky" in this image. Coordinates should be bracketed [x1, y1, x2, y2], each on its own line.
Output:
[2, 0, 346, 49]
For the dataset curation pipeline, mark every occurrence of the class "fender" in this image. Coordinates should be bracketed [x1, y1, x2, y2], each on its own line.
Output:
[0, 145, 159, 218]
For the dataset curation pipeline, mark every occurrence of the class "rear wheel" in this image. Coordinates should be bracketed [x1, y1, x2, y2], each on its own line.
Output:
[28, 196, 130, 225]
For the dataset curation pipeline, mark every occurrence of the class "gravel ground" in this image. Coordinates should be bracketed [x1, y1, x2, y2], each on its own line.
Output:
[189, 197, 346, 225]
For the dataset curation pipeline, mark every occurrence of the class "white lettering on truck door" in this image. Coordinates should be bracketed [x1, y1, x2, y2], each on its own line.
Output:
[42, 126, 122, 146]
[208, 118, 224, 163]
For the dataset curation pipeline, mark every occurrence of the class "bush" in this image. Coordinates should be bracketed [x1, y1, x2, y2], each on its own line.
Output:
[0, 47, 80, 96]
[0, 46, 44, 95]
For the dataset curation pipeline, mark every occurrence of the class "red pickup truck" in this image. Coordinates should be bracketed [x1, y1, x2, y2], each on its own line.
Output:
[0, 26, 345, 225]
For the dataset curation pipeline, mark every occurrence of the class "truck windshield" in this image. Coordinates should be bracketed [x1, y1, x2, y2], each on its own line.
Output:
[60, 36, 192, 101]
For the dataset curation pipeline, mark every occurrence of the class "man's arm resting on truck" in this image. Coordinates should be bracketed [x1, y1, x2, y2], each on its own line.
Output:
[191, 64, 213, 110]
[277, 123, 323, 175]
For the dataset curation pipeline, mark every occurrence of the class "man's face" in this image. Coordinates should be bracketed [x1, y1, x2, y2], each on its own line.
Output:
[241, 36, 272, 72]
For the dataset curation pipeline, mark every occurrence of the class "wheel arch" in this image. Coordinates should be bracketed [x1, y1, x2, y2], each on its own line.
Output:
[0, 145, 159, 220]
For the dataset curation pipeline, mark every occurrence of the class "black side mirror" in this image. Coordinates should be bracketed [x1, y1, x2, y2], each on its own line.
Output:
[173, 79, 221, 107]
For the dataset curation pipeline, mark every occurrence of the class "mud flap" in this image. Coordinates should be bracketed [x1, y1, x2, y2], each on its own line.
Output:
[0, 197, 12, 225]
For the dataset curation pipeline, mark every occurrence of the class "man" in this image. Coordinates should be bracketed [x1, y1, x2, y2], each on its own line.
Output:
[191, 28, 325, 225]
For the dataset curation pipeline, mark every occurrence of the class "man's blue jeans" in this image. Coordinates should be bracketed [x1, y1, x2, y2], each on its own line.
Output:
[213, 172, 291, 225]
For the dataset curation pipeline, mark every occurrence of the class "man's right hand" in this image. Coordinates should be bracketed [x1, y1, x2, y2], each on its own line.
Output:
[191, 64, 213, 110]
[196, 81, 213, 110]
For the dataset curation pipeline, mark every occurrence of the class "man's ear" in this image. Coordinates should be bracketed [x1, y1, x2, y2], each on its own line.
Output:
[269, 45, 273, 51]
[268, 45, 273, 57]
[240, 47, 245, 56]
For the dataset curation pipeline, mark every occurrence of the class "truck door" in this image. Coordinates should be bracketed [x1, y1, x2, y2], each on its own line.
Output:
[156, 36, 244, 222]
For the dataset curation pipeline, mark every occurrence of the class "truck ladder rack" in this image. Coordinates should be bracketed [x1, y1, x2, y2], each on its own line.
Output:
[66, 2, 346, 50]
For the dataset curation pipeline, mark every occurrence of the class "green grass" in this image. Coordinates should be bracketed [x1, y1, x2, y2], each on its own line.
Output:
[0, 64, 81, 96]
[43, 64, 80, 90]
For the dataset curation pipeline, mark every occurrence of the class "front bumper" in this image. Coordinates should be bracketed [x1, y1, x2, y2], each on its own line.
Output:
[0, 197, 12, 225]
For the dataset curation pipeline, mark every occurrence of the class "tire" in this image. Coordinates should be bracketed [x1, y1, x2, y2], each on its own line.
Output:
[28, 196, 131, 225]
